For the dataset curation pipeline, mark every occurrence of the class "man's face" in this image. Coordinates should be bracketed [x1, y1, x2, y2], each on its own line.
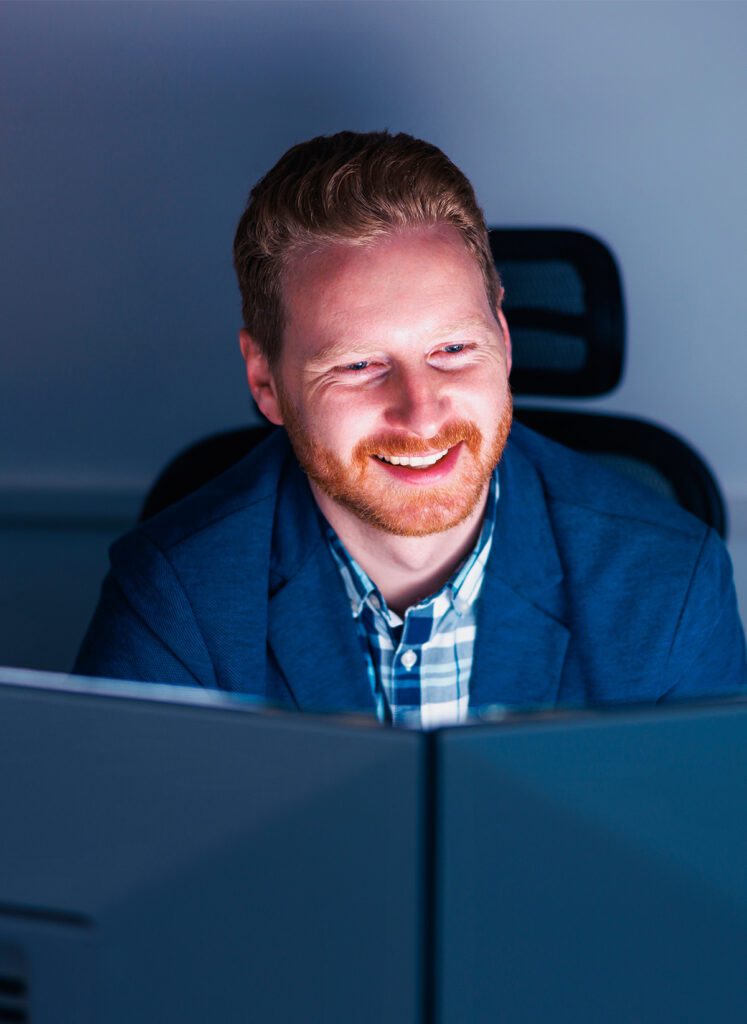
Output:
[245, 224, 512, 537]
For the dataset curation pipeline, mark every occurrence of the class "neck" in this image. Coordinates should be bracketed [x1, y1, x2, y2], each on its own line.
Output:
[311, 483, 489, 616]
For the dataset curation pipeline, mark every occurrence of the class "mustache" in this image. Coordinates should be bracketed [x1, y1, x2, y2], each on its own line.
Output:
[352, 420, 483, 461]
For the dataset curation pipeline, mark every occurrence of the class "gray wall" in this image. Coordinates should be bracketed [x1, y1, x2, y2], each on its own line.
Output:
[2, 1, 746, 670]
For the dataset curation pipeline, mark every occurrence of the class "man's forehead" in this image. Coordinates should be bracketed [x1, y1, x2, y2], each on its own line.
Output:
[317, 311, 498, 344]
[282, 227, 494, 336]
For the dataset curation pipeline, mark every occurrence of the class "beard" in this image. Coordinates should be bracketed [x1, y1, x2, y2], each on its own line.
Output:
[278, 389, 513, 538]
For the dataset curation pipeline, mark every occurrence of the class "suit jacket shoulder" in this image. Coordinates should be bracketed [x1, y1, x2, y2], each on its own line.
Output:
[489, 423, 746, 705]
[76, 430, 290, 694]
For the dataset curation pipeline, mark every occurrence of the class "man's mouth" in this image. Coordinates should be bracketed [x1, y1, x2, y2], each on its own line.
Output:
[374, 448, 450, 469]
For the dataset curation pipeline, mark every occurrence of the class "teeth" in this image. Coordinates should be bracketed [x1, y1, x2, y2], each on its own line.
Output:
[375, 448, 449, 468]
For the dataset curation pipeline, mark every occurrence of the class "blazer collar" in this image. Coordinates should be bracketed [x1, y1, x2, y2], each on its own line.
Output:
[470, 430, 570, 711]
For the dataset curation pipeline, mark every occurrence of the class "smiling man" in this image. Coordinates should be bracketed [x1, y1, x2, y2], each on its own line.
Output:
[75, 131, 746, 723]
[246, 223, 512, 615]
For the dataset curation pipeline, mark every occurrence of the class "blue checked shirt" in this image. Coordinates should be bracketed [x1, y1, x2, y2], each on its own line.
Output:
[327, 473, 498, 729]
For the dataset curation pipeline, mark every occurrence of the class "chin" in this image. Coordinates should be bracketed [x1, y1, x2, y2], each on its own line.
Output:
[329, 482, 489, 537]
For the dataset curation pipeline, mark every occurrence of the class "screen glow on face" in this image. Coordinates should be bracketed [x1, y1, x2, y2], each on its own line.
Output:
[274, 225, 512, 536]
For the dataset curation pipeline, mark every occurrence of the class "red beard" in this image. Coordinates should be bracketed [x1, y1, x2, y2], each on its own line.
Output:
[279, 390, 513, 537]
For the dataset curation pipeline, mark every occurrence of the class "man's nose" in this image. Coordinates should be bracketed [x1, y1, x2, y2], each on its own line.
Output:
[383, 370, 450, 438]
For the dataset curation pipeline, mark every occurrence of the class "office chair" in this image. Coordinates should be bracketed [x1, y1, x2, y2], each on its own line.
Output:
[140, 229, 727, 538]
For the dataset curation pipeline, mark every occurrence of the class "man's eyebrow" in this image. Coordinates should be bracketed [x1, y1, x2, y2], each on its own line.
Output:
[307, 316, 499, 366]
[428, 315, 499, 340]
[306, 340, 370, 366]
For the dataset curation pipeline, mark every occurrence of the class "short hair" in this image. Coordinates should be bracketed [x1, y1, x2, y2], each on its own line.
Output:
[233, 130, 501, 365]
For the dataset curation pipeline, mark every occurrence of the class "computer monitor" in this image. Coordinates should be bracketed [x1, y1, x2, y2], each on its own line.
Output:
[3, 668, 747, 1023]
[0, 668, 423, 1024]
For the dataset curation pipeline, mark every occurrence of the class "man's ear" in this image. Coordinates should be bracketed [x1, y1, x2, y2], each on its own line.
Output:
[239, 330, 284, 426]
[496, 308, 512, 377]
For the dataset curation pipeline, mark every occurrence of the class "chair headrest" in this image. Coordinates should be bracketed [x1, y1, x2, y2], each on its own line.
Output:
[490, 229, 625, 397]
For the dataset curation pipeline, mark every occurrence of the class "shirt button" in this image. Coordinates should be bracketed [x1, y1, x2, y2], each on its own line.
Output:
[369, 594, 381, 610]
[401, 650, 417, 671]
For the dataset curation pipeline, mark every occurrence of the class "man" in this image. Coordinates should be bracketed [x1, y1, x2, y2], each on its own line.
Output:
[75, 131, 746, 724]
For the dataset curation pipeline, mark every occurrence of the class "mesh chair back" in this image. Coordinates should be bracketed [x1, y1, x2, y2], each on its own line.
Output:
[514, 409, 727, 537]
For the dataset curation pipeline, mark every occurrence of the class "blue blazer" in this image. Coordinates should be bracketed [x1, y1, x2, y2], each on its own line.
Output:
[74, 423, 746, 712]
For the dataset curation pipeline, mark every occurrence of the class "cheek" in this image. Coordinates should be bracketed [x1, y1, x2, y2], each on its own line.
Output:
[304, 396, 378, 455]
[454, 367, 507, 415]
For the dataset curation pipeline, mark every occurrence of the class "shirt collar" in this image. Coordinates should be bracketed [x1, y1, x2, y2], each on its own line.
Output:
[327, 530, 378, 619]
[326, 470, 499, 621]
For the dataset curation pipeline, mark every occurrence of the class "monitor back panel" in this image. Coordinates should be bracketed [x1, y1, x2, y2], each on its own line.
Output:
[436, 703, 747, 1023]
[0, 673, 423, 1024]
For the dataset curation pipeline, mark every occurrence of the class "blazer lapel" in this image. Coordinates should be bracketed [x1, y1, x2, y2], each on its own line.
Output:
[470, 435, 570, 711]
[267, 458, 375, 715]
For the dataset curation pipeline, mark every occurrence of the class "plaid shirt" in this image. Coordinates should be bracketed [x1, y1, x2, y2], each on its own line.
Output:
[327, 473, 498, 729]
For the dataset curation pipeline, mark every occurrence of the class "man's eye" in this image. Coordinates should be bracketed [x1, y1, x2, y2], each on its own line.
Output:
[443, 344, 465, 354]
[342, 360, 370, 372]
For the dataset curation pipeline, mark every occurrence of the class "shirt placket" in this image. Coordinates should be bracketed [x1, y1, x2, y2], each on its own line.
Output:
[389, 608, 432, 727]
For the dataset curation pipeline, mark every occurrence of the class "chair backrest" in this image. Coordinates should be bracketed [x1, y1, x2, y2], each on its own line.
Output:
[139, 426, 274, 523]
[514, 409, 727, 538]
